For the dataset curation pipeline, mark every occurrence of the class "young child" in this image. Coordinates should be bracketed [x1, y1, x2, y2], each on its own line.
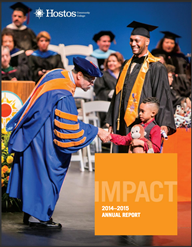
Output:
[110, 97, 162, 153]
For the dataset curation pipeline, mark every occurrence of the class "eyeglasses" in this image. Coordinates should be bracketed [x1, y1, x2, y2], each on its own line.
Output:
[82, 74, 95, 83]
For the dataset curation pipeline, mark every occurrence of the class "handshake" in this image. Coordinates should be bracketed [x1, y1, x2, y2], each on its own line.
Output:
[97, 127, 112, 143]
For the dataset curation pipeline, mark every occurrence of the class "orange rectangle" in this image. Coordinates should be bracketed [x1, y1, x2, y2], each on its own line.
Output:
[163, 128, 191, 202]
[95, 153, 177, 235]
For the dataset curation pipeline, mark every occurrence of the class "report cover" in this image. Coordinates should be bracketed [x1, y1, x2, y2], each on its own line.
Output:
[1, 1, 191, 246]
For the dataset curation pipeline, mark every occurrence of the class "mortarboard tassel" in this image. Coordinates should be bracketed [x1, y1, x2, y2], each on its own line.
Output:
[27, 8, 30, 25]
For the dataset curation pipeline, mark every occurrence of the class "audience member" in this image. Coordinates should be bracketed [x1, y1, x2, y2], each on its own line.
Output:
[186, 55, 191, 83]
[1, 28, 31, 80]
[4, 2, 37, 56]
[86, 31, 116, 71]
[106, 21, 176, 154]
[28, 31, 64, 84]
[165, 64, 191, 112]
[151, 31, 191, 98]
[1, 46, 28, 81]
[1, 46, 17, 81]
[94, 52, 124, 127]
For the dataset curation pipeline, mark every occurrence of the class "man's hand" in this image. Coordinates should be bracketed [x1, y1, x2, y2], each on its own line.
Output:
[161, 126, 168, 135]
[108, 126, 113, 134]
[98, 128, 111, 143]
[11, 77, 17, 81]
[38, 70, 45, 76]
[38, 70, 48, 76]
[25, 50, 34, 56]
[186, 97, 191, 109]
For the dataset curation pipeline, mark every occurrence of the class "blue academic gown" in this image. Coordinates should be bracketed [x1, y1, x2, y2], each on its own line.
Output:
[6, 69, 98, 221]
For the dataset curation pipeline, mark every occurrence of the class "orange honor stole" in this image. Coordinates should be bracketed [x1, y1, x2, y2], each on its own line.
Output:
[115, 51, 160, 130]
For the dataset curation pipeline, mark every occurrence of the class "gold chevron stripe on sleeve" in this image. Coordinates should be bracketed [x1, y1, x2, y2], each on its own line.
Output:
[53, 137, 86, 148]
[55, 109, 78, 122]
[54, 129, 84, 139]
[54, 119, 79, 130]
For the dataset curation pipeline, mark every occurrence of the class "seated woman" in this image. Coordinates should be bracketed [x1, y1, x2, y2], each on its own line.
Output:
[1, 46, 23, 80]
[165, 64, 191, 113]
[28, 31, 64, 84]
[1, 28, 31, 80]
[94, 51, 124, 127]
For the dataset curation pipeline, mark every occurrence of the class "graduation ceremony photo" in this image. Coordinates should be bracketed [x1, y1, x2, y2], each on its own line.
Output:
[1, 1, 191, 246]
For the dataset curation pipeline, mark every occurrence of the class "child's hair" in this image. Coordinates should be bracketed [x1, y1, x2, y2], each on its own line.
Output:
[142, 97, 160, 113]
[165, 64, 175, 74]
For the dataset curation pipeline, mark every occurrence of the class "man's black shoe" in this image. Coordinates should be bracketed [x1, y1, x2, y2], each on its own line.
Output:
[23, 212, 30, 225]
[29, 219, 62, 229]
[24, 214, 53, 225]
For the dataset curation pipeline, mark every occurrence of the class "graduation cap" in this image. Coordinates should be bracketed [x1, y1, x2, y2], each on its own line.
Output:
[10, 2, 32, 24]
[73, 57, 103, 77]
[93, 31, 115, 43]
[160, 31, 181, 41]
[127, 21, 158, 38]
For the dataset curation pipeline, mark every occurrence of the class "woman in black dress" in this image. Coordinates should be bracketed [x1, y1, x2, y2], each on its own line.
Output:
[151, 31, 191, 98]
[94, 51, 124, 127]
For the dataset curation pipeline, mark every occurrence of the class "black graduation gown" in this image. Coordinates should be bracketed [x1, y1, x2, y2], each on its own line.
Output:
[106, 58, 176, 153]
[170, 86, 185, 112]
[10, 28, 38, 51]
[96, 58, 105, 71]
[28, 52, 64, 83]
[151, 48, 191, 97]
[94, 70, 117, 101]
[10, 50, 32, 80]
[94, 70, 117, 127]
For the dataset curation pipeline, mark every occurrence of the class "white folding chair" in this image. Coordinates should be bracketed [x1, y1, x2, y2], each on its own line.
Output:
[73, 86, 94, 120]
[62, 44, 93, 70]
[69, 114, 84, 172]
[71, 86, 95, 170]
[48, 44, 65, 67]
[81, 100, 110, 171]
[73, 86, 94, 101]
[70, 86, 95, 171]
[70, 149, 84, 172]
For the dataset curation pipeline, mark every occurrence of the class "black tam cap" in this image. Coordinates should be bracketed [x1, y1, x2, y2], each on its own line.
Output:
[93, 31, 115, 43]
[161, 31, 181, 41]
[127, 21, 158, 38]
[10, 2, 32, 16]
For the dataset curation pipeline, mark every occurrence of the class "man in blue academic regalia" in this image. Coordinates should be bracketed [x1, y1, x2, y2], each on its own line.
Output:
[6, 57, 110, 229]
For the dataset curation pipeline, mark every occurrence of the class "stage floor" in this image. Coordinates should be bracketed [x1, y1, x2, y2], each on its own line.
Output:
[1, 162, 191, 246]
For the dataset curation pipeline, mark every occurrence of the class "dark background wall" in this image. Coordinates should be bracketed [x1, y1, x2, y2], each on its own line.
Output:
[1, 1, 191, 66]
